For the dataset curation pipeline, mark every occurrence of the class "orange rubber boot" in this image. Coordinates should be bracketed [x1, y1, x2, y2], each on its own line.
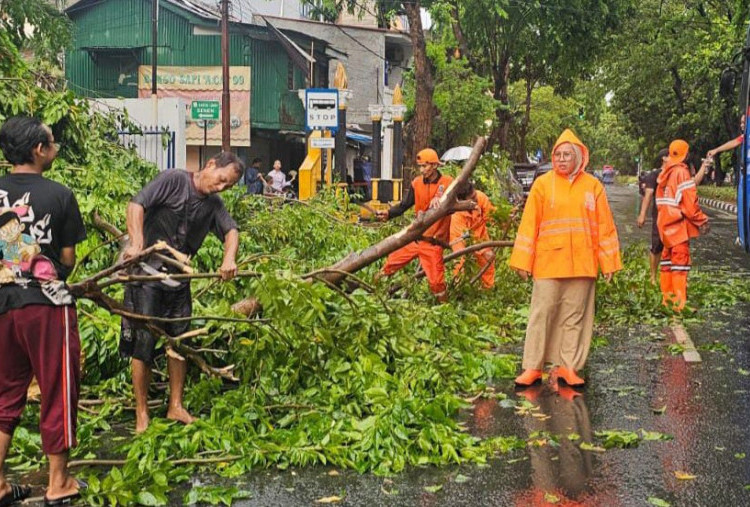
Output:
[514, 369, 543, 386]
[556, 385, 582, 401]
[671, 271, 688, 312]
[660, 270, 674, 306]
[558, 367, 585, 387]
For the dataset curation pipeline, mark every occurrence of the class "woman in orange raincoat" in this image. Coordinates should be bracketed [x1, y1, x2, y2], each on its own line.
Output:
[510, 130, 622, 387]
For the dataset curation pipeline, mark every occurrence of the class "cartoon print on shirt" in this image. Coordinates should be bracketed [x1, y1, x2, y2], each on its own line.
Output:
[0, 208, 40, 281]
[0, 207, 68, 303]
[0, 189, 52, 246]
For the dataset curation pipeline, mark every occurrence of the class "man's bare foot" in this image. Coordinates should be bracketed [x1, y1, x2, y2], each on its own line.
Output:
[167, 406, 196, 425]
[0, 480, 11, 498]
[135, 411, 150, 434]
[46, 475, 81, 501]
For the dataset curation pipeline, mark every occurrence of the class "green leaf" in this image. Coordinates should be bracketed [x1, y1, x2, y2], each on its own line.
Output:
[137, 491, 161, 506]
[647, 497, 671, 507]
[580, 442, 606, 452]
[423, 485, 443, 493]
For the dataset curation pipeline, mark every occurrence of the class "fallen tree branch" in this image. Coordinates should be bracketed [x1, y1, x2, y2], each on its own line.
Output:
[92, 210, 126, 246]
[443, 241, 513, 263]
[108, 306, 268, 326]
[152, 252, 194, 274]
[97, 270, 260, 289]
[69, 241, 174, 293]
[77, 287, 241, 381]
[312, 274, 358, 312]
[67, 455, 240, 468]
[233, 137, 487, 313]
[172, 327, 210, 342]
[302, 268, 376, 292]
[469, 252, 495, 286]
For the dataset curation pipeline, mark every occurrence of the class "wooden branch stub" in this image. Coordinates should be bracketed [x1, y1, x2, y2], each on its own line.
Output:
[231, 297, 262, 317]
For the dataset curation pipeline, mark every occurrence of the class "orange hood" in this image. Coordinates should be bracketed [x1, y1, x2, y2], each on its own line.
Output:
[552, 129, 590, 177]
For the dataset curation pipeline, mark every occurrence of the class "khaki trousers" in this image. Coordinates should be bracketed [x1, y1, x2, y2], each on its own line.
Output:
[522, 277, 596, 372]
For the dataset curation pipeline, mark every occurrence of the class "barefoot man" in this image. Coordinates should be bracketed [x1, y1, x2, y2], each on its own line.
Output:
[120, 152, 241, 433]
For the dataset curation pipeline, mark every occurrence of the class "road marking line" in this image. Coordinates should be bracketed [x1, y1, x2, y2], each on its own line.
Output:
[672, 323, 702, 363]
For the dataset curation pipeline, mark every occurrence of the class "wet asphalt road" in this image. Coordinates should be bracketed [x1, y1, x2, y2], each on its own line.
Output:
[225, 186, 750, 507]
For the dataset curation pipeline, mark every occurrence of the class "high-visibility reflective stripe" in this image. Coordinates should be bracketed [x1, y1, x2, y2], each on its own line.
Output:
[677, 180, 695, 191]
[539, 218, 596, 229]
[656, 197, 679, 207]
[538, 227, 587, 236]
[515, 234, 534, 244]
[540, 217, 588, 226]
[671, 266, 691, 271]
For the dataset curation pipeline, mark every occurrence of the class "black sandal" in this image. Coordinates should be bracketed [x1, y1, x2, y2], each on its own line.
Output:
[0, 484, 31, 507]
[43, 479, 87, 506]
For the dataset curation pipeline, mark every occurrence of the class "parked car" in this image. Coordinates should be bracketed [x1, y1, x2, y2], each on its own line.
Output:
[602, 165, 615, 184]
[508, 162, 554, 205]
[511, 163, 538, 196]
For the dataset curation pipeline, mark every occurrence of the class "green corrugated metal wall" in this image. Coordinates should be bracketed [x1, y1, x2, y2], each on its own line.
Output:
[66, 0, 305, 130]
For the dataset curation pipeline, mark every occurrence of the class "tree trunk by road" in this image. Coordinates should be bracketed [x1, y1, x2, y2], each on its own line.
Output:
[404, 0, 434, 177]
[489, 54, 511, 151]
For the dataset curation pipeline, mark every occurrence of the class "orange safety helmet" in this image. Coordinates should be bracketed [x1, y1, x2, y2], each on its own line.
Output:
[416, 148, 442, 165]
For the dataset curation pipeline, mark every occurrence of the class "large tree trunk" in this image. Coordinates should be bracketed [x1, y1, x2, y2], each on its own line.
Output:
[404, 0, 434, 176]
[516, 59, 534, 161]
[488, 53, 511, 151]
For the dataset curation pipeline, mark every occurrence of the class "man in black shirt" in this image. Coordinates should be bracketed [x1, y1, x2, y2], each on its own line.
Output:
[637, 149, 669, 284]
[120, 152, 242, 433]
[0, 116, 87, 505]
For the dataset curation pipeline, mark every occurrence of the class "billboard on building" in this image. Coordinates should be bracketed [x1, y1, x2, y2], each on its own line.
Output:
[138, 66, 251, 147]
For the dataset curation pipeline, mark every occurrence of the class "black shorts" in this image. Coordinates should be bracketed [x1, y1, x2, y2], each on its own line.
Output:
[651, 223, 664, 255]
[119, 283, 192, 364]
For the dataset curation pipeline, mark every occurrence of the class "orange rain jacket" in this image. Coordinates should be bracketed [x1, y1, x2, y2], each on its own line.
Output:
[450, 190, 495, 248]
[655, 162, 708, 248]
[509, 129, 622, 279]
[388, 171, 454, 243]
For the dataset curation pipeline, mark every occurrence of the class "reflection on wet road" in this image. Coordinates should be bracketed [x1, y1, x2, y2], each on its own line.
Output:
[511, 383, 597, 506]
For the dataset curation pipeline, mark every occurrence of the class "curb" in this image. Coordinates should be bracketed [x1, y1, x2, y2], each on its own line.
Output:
[698, 197, 737, 215]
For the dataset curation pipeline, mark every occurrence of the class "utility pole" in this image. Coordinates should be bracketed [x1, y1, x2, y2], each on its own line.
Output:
[151, 0, 159, 96]
[221, 0, 230, 152]
[151, 0, 159, 134]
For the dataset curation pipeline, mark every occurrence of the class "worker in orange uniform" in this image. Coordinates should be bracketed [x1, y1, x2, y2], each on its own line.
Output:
[450, 181, 496, 289]
[655, 139, 709, 312]
[376, 148, 454, 302]
[510, 129, 621, 387]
